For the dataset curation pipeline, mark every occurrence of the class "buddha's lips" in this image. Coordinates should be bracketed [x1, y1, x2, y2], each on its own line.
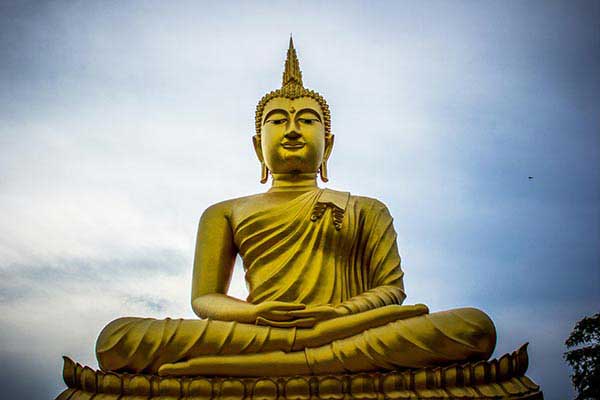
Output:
[282, 142, 305, 149]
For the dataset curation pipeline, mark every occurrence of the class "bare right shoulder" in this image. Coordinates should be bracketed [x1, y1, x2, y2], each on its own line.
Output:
[200, 193, 266, 222]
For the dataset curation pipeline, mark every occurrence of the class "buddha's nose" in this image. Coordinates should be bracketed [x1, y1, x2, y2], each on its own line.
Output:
[284, 130, 301, 140]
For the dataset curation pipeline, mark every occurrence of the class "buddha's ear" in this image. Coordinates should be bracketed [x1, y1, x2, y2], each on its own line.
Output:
[252, 135, 264, 162]
[323, 134, 334, 162]
[253, 135, 269, 184]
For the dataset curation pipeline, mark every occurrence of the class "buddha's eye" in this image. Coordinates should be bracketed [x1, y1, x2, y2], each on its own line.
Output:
[299, 118, 317, 125]
[269, 118, 287, 125]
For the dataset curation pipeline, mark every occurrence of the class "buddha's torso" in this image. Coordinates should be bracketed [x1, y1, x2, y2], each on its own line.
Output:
[219, 189, 403, 306]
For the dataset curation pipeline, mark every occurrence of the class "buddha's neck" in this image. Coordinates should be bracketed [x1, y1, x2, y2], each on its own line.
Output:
[269, 173, 318, 192]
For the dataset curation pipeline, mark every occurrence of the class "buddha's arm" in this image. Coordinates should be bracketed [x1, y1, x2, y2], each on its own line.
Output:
[191, 202, 311, 325]
[338, 201, 408, 314]
[336, 284, 406, 314]
[191, 202, 257, 322]
[292, 304, 427, 350]
[289, 284, 406, 321]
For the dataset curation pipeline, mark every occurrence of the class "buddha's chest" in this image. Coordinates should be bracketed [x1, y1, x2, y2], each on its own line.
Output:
[230, 189, 353, 235]
[229, 192, 373, 304]
[230, 193, 303, 228]
[231, 192, 357, 265]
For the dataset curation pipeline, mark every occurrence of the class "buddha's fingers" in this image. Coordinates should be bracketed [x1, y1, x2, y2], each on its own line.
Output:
[256, 316, 316, 328]
[293, 304, 429, 350]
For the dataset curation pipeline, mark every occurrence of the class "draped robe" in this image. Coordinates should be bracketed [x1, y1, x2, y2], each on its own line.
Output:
[235, 189, 406, 310]
[96, 189, 495, 375]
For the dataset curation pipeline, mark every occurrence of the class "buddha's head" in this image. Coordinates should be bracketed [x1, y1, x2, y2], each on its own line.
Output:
[253, 38, 334, 183]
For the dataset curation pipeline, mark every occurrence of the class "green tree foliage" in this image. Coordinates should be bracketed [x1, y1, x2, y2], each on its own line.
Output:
[564, 313, 600, 400]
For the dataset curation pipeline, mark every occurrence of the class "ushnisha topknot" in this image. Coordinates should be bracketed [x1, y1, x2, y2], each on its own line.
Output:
[255, 37, 331, 136]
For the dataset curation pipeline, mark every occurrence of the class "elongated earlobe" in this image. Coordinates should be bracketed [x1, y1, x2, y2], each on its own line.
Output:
[260, 162, 269, 184]
[252, 135, 269, 184]
[319, 161, 329, 182]
[320, 134, 334, 182]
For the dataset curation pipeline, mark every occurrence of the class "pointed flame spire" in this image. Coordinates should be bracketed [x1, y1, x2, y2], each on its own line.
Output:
[282, 35, 303, 88]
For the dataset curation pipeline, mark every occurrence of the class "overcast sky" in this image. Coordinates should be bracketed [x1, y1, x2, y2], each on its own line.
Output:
[1, 1, 598, 399]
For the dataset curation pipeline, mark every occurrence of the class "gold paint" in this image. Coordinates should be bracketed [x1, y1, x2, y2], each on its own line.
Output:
[58, 345, 543, 399]
[92, 39, 502, 381]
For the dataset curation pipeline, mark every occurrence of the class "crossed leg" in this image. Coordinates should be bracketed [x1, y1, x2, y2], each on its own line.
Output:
[158, 304, 431, 376]
[157, 306, 495, 377]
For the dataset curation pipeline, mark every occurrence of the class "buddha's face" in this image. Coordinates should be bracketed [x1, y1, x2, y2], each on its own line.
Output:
[254, 97, 333, 174]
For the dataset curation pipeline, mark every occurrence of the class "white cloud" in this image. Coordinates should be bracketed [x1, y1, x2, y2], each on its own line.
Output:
[0, 2, 598, 399]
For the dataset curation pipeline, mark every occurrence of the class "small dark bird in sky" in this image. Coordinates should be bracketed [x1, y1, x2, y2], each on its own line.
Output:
[528, 176, 533, 180]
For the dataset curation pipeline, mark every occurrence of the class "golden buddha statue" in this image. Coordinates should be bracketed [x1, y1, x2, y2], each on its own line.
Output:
[56, 38, 543, 400]
[94, 38, 496, 377]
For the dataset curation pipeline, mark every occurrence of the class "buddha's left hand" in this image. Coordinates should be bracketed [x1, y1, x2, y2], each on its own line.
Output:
[287, 305, 349, 322]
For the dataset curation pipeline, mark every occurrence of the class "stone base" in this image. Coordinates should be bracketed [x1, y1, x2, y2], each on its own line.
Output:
[55, 344, 542, 399]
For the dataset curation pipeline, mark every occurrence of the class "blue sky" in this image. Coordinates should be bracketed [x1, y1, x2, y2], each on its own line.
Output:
[0, 1, 598, 398]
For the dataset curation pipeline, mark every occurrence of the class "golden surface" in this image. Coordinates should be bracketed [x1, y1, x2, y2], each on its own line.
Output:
[53, 36, 545, 400]
[58, 345, 542, 399]
[93, 38, 499, 378]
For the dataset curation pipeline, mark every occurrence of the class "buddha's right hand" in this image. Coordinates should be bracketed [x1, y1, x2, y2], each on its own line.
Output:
[293, 304, 429, 350]
[254, 301, 318, 328]
[193, 294, 311, 325]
